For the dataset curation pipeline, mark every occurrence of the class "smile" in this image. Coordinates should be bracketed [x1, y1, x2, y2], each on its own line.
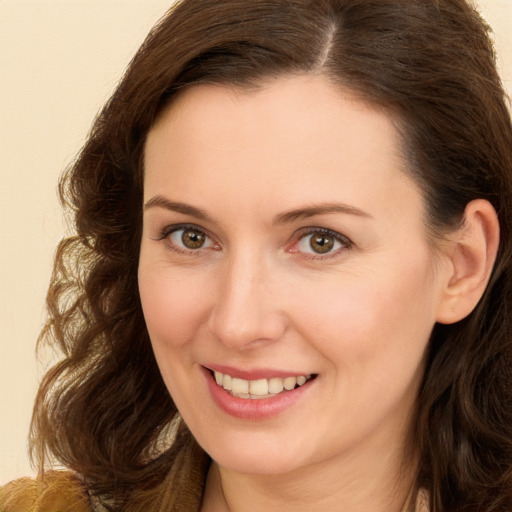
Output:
[213, 370, 314, 399]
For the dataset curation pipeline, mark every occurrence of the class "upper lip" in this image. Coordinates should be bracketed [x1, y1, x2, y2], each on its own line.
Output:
[203, 364, 314, 381]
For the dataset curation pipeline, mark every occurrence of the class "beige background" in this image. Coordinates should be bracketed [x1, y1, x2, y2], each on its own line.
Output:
[1, 0, 511, 484]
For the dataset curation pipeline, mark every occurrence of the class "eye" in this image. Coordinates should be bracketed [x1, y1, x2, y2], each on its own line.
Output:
[162, 224, 218, 253]
[293, 228, 351, 256]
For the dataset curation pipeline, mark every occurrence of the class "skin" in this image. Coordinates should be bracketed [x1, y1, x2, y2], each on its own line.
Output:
[138, 74, 483, 511]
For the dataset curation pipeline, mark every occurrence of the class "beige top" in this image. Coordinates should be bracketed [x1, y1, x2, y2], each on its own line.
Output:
[1, 474, 430, 512]
[408, 488, 431, 512]
[1, 438, 430, 512]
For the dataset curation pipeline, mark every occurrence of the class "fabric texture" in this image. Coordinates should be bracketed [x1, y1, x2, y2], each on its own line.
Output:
[0, 471, 92, 512]
[1, 446, 429, 512]
[0, 435, 210, 512]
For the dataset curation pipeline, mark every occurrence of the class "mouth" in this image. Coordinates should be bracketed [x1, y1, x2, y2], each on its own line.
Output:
[207, 368, 317, 400]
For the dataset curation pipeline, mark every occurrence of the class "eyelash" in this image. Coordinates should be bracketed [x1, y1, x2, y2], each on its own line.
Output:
[158, 223, 219, 255]
[288, 227, 352, 259]
[157, 224, 352, 259]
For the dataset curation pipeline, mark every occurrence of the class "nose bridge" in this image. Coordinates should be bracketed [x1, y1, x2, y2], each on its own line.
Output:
[207, 245, 286, 348]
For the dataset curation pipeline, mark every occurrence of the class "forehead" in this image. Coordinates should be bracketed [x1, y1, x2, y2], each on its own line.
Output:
[149, 75, 402, 153]
[143, 74, 422, 224]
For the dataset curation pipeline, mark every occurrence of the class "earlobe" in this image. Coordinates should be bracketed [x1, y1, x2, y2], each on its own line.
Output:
[436, 199, 500, 325]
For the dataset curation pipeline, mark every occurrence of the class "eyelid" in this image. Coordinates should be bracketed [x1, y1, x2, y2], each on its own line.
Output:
[157, 223, 220, 253]
[154, 223, 352, 258]
[157, 223, 200, 240]
[288, 226, 353, 258]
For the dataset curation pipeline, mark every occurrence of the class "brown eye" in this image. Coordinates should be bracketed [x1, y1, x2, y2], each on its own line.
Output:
[181, 228, 206, 249]
[165, 225, 216, 252]
[295, 228, 349, 256]
[309, 233, 335, 254]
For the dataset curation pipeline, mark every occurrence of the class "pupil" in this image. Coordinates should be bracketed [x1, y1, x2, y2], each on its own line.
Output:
[311, 234, 334, 254]
[182, 230, 204, 249]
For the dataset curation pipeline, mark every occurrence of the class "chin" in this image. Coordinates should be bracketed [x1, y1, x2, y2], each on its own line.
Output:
[196, 429, 317, 476]
[213, 451, 304, 476]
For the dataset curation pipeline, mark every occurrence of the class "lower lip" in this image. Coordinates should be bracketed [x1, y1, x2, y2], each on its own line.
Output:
[201, 367, 315, 420]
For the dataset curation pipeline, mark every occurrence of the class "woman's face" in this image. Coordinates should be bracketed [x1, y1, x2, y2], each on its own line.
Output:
[139, 75, 450, 476]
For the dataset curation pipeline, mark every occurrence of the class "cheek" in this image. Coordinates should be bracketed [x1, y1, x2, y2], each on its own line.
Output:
[290, 259, 437, 375]
[290, 265, 436, 442]
[138, 264, 212, 349]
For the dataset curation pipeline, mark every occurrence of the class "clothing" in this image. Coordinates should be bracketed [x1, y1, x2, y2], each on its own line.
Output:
[1, 437, 208, 512]
[0, 471, 92, 512]
[1, 442, 429, 512]
[0, 476, 430, 512]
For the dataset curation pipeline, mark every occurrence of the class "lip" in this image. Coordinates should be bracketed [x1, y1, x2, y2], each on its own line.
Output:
[200, 365, 315, 420]
[204, 363, 311, 381]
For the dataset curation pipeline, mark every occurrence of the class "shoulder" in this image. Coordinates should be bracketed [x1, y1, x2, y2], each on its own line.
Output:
[1, 470, 93, 512]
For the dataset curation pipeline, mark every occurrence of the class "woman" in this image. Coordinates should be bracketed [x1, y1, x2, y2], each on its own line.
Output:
[2, 0, 512, 510]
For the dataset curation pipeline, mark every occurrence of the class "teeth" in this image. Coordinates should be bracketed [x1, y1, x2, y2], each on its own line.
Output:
[222, 374, 232, 391]
[212, 371, 313, 399]
[231, 378, 249, 394]
[268, 378, 284, 394]
[283, 377, 296, 390]
[249, 379, 268, 396]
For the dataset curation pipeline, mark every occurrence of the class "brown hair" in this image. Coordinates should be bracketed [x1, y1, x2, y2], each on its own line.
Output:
[31, 0, 512, 510]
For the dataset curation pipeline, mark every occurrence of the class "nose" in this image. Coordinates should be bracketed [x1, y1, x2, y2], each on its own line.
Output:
[207, 250, 288, 350]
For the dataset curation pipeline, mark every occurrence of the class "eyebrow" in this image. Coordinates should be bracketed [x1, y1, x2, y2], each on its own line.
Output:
[144, 196, 216, 223]
[144, 195, 372, 225]
[272, 202, 372, 225]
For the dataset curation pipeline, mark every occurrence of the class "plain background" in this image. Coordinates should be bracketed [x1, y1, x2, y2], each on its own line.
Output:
[1, 0, 511, 484]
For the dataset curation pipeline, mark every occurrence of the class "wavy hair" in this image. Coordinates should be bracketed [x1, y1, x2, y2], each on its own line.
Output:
[31, 0, 512, 510]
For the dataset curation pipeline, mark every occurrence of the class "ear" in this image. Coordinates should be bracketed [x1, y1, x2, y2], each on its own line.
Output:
[436, 199, 500, 324]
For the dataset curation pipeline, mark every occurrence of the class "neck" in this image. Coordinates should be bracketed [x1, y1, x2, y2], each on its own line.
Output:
[201, 440, 418, 512]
